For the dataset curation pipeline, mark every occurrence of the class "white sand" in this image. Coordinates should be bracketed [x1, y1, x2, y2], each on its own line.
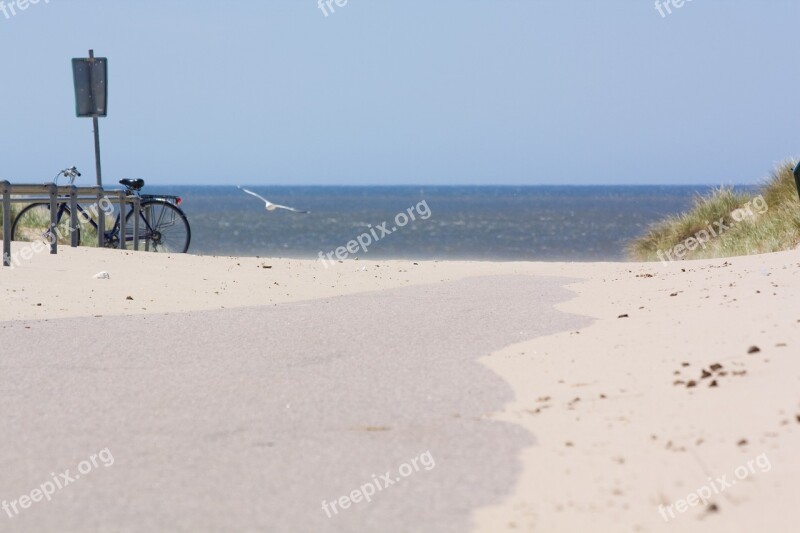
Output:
[0, 242, 562, 321]
[474, 250, 800, 532]
[1, 241, 798, 531]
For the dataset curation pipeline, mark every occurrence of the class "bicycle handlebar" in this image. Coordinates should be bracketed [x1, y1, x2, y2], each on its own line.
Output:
[54, 166, 81, 185]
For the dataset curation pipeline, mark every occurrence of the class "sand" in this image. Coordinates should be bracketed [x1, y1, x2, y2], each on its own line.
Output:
[0, 241, 797, 531]
[474, 250, 800, 532]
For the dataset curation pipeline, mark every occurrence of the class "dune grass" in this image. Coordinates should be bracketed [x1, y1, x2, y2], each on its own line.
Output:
[0, 203, 22, 236]
[628, 160, 800, 262]
[1, 202, 110, 247]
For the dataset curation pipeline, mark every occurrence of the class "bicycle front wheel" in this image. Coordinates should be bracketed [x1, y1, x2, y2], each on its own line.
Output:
[125, 199, 191, 253]
[11, 203, 78, 246]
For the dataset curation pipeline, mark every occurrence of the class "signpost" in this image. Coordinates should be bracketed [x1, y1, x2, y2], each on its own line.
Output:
[72, 50, 108, 187]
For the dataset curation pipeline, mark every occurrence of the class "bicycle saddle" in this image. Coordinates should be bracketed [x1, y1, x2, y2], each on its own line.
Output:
[119, 178, 145, 190]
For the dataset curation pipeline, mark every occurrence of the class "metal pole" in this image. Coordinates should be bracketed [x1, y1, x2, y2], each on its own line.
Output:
[1, 181, 10, 267]
[69, 186, 79, 247]
[48, 183, 58, 255]
[97, 190, 105, 248]
[132, 196, 140, 251]
[92, 116, 102, 187]
[144, 204, 152, 251]
[89, 49, 102, 187]
[117, 191, 125, 250]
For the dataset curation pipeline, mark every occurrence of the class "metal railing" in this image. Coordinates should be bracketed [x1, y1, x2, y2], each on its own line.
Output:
[0, 181, 141, 267]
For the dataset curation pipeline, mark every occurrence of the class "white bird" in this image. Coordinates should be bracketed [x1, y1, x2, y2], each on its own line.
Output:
[238, 186, 309, 213]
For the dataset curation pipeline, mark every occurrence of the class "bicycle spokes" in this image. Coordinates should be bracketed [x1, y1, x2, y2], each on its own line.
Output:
[124, 199, 190, 253]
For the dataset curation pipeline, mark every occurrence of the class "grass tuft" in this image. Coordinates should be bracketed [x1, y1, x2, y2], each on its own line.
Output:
[628, 160, 800, 262]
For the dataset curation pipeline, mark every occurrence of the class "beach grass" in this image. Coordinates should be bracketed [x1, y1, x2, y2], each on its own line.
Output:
[1, 202, 111, 247]
[0, 203, 22, 234]
[628, 160, 800, 262]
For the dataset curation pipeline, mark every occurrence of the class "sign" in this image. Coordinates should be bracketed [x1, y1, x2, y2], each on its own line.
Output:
[72, 57, 108, 117]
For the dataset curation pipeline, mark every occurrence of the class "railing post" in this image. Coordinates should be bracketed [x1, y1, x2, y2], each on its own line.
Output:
[132, 196, 140, 251]
[69, 185, 79, 247]
[47, 183, 57, 255]
[96, 189, 105, 248]
[117, 191, 126, 250]
[144, 203, 152, 251]
[1, 181, 11, 267]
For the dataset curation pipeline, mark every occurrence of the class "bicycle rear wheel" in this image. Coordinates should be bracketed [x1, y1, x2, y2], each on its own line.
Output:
[124, 199, 191, 253]
[10, 203, 78, 246]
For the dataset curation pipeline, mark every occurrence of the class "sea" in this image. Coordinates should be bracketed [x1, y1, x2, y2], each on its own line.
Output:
[144, 185, 754, 262]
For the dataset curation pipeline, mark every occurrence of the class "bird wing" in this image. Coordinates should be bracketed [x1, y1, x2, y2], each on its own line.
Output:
[272, 204, 309, 214]
[238, 186, 270, 204]
[239, 186, 308, 213]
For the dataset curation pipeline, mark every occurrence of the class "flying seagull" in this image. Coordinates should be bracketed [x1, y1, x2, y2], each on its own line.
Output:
[237, 186, 309, 213]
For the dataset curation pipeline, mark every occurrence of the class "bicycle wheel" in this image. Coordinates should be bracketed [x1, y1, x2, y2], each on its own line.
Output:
[125, 199, 191, 253]
[11, 203, 78, 246]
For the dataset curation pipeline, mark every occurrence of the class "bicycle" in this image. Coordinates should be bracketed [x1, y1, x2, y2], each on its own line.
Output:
[10, 167, 191, 253]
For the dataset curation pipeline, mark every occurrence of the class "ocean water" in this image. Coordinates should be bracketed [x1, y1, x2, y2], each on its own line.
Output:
[144, 185, 753, 262]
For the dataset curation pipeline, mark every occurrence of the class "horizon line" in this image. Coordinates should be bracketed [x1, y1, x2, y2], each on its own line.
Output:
[144, 182, 762, 188]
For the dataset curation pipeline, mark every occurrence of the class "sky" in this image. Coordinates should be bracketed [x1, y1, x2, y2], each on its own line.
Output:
[1, 0, 798, 186]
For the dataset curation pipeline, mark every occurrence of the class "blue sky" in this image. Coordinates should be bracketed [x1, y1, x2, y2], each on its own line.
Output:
[1, 0, 797, 185]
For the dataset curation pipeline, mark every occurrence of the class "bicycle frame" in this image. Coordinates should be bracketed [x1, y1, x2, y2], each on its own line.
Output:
[51, 197, 162, 249]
